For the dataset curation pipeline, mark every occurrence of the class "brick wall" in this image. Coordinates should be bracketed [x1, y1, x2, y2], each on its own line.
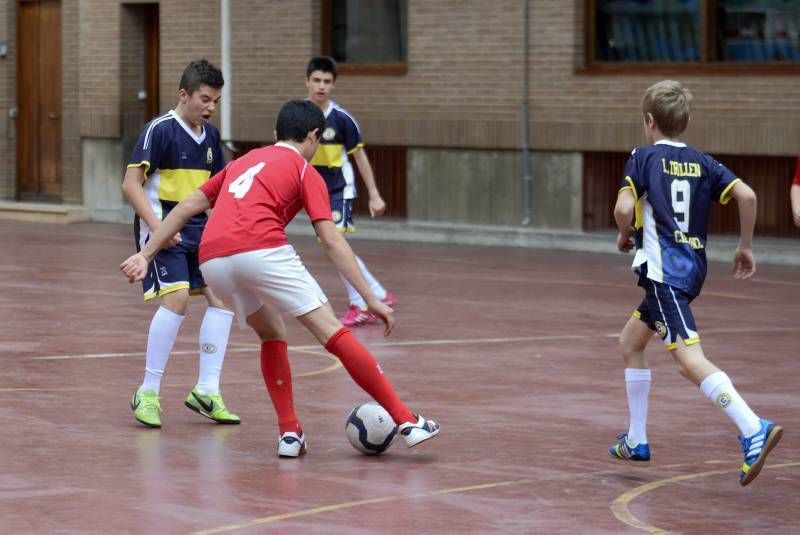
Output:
[216, 0, 800, 156]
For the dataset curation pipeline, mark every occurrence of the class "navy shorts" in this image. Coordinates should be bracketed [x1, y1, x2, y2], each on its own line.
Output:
[331, 197, 356, 232]
[633, 278, 700, 350]
[135, 220, 206, 301]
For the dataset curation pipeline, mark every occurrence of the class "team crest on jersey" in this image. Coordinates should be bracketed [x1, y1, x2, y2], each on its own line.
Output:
[332, 209, 343, 223]
[206, 147, 213, 164]
[654, 321, 668, 339]
[201, 343, 218, 354]
[322, 127, 336, 141]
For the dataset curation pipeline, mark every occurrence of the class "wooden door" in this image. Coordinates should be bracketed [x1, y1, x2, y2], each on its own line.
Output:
[17, 0, 62, 201]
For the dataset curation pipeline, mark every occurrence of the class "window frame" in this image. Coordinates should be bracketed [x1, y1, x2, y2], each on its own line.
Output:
[320, 0, 408, 76]
[580, 0, 800, 75]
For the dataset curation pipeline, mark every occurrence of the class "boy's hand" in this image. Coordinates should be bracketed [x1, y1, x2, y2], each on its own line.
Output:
[732, 247, 756, 279]
[617, 230, 634, 252]
[366, 298, 394, 336]
[368, 195, 386, 218]
[120, 253, 150, 283]
[793, 209, 800, 228]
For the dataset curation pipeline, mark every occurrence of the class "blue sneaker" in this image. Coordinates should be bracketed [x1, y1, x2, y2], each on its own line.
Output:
[609, 433, 650, 466]
[739, 418, 783, 486]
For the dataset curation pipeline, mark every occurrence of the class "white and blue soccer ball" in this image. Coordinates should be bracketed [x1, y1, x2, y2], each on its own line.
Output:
[345, 402, 398, 455]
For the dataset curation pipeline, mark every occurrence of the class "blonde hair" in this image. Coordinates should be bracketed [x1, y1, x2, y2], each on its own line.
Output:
[642, 80, 692, 138]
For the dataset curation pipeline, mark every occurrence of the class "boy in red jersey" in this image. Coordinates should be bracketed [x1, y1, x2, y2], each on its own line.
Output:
[120, 100, 439, 457]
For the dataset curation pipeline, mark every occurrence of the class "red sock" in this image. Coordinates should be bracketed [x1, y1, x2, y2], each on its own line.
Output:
[325, 328, 414, 424]
[260, 340, 301, 435]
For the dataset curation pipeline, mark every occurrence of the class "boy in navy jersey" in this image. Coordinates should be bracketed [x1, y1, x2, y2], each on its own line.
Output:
[122, 60, 239, 428]
[610, 80, 782, 486]
[305, 56, 397, 327]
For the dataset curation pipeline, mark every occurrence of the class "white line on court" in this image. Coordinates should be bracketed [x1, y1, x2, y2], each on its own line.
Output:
[25, 326, 796, 361]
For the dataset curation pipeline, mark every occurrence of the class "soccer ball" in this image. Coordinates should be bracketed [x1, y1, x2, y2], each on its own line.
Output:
[345, 402, 398, 455]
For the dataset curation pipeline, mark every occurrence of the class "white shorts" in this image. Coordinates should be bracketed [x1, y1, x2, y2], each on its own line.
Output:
[200, 245, 328, 326]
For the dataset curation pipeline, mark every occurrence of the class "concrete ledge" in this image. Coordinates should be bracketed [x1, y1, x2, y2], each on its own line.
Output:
[286, 215, 800, 267]
[0, 201, 91, 224]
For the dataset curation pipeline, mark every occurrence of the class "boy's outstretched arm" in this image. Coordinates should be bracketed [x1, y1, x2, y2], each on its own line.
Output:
[352, 148, 386, 217]
[119, 189, 211, 282]
[614, 188, 636, 253]
[314, 218, 394, 336]
[730, 181, 757, 279]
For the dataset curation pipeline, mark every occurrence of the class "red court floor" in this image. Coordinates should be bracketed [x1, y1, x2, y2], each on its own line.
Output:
[0, 220, 798, 534]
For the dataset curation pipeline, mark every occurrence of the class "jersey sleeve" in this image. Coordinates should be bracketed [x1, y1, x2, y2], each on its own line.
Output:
[211, 130, 226, 175]
[301, 165, 333, 222]
[708, 156, 741, 205]
[341, 113, 364, 155]
[199, 163, 230, 208]
[128, 120, 166, 177]
[794, 157, 800, 186]
[619, 148, 644, 200]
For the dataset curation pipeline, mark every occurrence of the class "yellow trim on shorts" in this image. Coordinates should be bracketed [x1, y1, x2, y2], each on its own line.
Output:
[632, 310, 641, 319]
[665, 342, 678, 350]
[684, 336, 701, 346]
[719, 178, 741, 205]
[143, 282, 191, 302]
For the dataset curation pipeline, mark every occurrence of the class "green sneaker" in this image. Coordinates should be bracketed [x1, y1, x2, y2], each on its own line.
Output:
[184, 389, 241, 424]
[131, 389, 162, 428]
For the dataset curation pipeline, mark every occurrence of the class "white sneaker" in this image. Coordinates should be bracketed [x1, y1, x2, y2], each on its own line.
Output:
[398, 415, 440, 448]
[277, 431, 307, 457]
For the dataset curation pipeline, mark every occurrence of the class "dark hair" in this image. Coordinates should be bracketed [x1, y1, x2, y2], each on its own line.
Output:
[179, 59, 224, 94]
[276, 100, 326, 142]
[306, 56, 337, 80]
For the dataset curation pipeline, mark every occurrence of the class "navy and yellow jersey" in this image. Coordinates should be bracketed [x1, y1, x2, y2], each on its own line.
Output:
[619, 140, 741, 296]
[309, 100, 363, 200]
[128, 110, 225, 232]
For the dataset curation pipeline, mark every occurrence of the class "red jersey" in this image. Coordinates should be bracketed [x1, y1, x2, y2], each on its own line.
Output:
[198, 143, 332, 264]
[794, 158, 800, 186]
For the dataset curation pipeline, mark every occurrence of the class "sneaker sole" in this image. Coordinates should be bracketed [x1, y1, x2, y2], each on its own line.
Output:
[740, 425, 783, 486]
[278, 442, 308, 458]
[609, 446, 650, 466]
[133, 415, 161, 428]
[405, 427, 440, 448]
[184, 401, 241, 425]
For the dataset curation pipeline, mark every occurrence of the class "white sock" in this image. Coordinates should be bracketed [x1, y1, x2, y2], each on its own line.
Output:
[700, 371, 761, 437]
[340, 272, 367, 310]
[141, 306, 184, 394]
[625, 368, 651, 445]
[340, 256, 388, 310]
[196, 307, 234, 395]
[355, 256, 387, 300]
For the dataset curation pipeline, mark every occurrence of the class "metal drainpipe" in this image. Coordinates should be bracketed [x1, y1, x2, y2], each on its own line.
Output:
[521, 0, 533, 226]
[220, 0, 236, 154]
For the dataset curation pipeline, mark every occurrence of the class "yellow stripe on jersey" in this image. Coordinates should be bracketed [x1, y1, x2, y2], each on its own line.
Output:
[128, 160, 152, 178]
[634, 196, 644, 230]
[157, 169, 211, 202]
[719, 178, 742, 205]
[346, 142, 364, 155]
[622, 176, 639, 200]
[311, 144, 345, 168]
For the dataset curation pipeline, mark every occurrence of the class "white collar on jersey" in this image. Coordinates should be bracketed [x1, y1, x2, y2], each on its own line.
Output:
[169, 109, 207, 144]
[274, 141, 302, 156]
[654, 139, 686, 147]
